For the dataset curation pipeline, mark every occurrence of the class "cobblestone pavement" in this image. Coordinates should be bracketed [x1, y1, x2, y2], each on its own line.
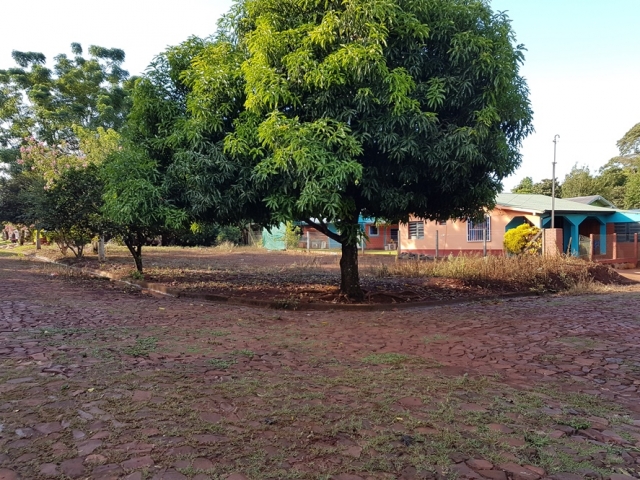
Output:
[1, 256, 640, 480]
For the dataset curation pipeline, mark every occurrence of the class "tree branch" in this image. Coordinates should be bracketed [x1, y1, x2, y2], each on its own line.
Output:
[304, 219, 343, 244]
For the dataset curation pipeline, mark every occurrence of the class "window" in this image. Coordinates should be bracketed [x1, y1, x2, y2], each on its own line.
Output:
[368, 225, 379, 236]
[614, 223, 640, 242]
[408, 221, 424, 239]
[467, 217, 491, 242]
[390, 228, 399, 242]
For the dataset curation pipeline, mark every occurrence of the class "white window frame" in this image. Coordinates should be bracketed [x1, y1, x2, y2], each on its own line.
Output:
[408, 221, 424, 240]
[467, 217, 491, 242]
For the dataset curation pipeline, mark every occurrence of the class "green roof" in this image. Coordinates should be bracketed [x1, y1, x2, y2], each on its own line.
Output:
[496, 193, 616, 215]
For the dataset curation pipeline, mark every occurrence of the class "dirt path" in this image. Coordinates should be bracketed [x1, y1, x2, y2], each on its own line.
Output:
[1, 256, 640, 480]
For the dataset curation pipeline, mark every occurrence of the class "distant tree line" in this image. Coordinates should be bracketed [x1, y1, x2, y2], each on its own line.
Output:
[512, 122, 640, 208]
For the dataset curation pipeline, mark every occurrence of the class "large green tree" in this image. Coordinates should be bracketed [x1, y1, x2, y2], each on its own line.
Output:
[0, 43, 131, 149]
[198, 0, 532, 298]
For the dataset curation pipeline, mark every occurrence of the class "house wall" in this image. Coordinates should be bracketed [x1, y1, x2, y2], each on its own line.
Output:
[363, 224, 398, 250]
[399, 209, 537, 255]
[298, 223, 399, 250]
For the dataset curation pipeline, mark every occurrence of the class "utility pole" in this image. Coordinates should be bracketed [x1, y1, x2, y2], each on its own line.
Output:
[551, 134, 560, 229]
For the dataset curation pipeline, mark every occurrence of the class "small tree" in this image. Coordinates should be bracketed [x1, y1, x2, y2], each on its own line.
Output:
[504, 223, 541, 255]
[101, 146, 185, 272]
[39, 165, 104, 257]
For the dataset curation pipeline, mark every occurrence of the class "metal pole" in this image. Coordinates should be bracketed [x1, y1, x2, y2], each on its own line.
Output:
[306, 231, 310, 252]
[551, 134, 560, 229]
[483, 221, 487, 257]
[435, 230, 439, 258]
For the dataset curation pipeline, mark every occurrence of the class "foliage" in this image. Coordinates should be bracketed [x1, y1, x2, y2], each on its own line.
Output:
[125, 37, 269, 229]
[0, 43, 131, 148]
[512, 177, 562, 197]
[284, 222, 301, 250]
[617, 122, 640, 160]
[594, 163, 627, 208]
[624, 173, 640, 210]
[101, 145, 185, 272]
[0, 43, 131, 248]
[38, 165, 105, 257]
[561, 164, 598, 199]
[19, 126, 119, 189]
[512, 177, 534, 194]
[503, 223, 541, 255]
[198, 0, 533, 297]
[216, 225, 242, 244]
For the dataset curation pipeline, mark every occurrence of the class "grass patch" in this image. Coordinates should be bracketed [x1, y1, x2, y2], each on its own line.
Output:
[557, 336, 597, 350]
[231, 349, 255, 357]
[207, 358, 237, 369]
[123, 336, 158, 357]
[361, 353, 411, 365]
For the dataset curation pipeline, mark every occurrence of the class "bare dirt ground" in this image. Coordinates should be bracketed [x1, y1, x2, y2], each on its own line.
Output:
[24, 246, 630, 306]
[2, 255, 640, 480]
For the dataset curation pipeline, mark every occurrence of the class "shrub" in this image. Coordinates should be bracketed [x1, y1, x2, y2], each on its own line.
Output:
[504, 223, 541, 255]
[216, 225, 242, 245]
[284, 222, 301, 250]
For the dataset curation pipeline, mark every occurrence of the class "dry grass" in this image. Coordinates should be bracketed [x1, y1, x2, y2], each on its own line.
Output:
[374, 254, 619, 293]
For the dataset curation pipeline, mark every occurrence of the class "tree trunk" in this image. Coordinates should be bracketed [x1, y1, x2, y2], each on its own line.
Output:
[340, 241, 364, 300]
[133, 249, 143, 273]
[124, 235, 144, 273]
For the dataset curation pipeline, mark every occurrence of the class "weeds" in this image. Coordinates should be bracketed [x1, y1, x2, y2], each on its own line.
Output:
[372, 254, 618, 292]
[232, 349, 255, 357]
[123, 336, 158, 357]
[130, 269, 144, 281]
[207, 358, 236, 369]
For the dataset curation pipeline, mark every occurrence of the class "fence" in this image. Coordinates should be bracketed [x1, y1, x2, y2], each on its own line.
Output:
[588, 233, 639, 266]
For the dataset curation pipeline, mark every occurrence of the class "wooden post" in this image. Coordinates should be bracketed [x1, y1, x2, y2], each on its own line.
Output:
[36, 229, 41, 250]
[612, 233, 617, 260]
[98, 236, 106, 262]
[435, 230, 439, 258]
[589, 234, 594, 262]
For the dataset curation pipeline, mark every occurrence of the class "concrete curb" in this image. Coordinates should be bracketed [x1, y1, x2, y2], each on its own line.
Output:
[17, 251, 541, 311]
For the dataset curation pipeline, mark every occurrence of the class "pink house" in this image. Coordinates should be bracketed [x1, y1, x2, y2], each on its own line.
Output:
[399, 208, 537, 256]
[398, 193, 618, 257]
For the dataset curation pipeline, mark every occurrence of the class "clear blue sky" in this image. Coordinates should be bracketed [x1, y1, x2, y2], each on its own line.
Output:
[2, 0, 638, 191]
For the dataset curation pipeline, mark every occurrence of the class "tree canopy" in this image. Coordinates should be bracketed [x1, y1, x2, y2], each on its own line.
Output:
[0, 44, 131, 150]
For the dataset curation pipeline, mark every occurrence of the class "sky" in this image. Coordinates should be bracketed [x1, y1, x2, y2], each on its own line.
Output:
[1, 0, 639, 191]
